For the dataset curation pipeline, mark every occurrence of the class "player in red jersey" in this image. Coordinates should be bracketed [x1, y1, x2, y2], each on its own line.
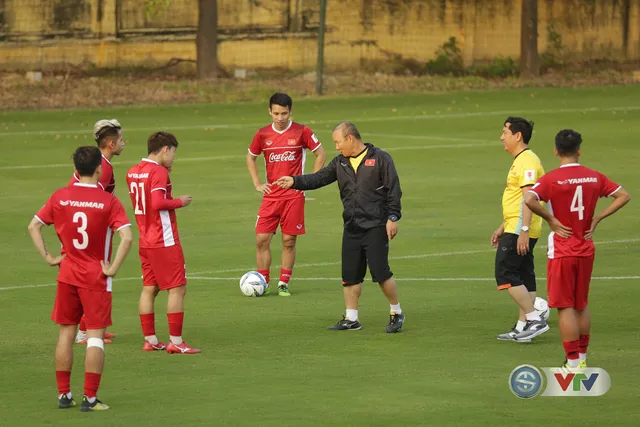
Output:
[524, 129, 630, 368]
[246, 93, 326, 296]
[126, 132, 200, 354]
[28, 146, 132, 411]
[70, 119, 126, 345]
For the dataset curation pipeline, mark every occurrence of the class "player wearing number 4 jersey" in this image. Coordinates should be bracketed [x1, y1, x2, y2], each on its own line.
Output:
[69, 119, 125, 345]
[246, 93, 326, 296]
[28, 146, 133, 411]
[525, 129, 630, 369]
[126, 132, 200, 354]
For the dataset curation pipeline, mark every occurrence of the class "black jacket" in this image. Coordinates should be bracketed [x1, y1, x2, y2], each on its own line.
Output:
[292, 143, 402, 230]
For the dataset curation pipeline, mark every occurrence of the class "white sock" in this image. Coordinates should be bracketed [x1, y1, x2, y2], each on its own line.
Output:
[345, 309, 358, 322]
[579, 352, 587, 361]
[58, 392, 72, 399]
[145, 335, 159, 345]
[390, 303, 402, 314]
[170, 335, 183, 345]
[525, 311, 541, 321]
[516, 320, 527, 332]
[86, 396, 96, 403]
[567, 358, 580, 368]
[278, 281, 288, 287]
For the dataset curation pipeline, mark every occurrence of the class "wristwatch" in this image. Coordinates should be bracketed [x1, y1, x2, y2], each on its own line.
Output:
[521, 226, 530, 232]
[388, 215, 399, 222]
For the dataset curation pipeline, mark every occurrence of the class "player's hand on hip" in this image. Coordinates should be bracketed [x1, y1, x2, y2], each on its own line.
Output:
[516, 232, 530, 255]
[274, 176, 294, 189]
[549, 217, 572, 238]
[46, 253, 66, 267]
[585, 217, 600, 240]
[386, 220, 398, 240]
[256, 183, 273, 194]
[100, 260, 118, 277]
[491, 227, 503, 248]
[179, 195, 193, 207]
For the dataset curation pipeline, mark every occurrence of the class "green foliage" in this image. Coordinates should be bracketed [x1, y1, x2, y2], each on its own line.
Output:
[425, 36, 465, 76]
[145, 0, 172, 16]
[471, 57, 519, 78]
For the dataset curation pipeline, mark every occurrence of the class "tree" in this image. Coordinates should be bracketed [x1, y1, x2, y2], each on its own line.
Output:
[520, 0, 540, 77]
[146, 0, 218, 79]
[197, 0, 219, 79]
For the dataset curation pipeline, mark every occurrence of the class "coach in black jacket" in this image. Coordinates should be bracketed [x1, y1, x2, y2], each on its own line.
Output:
[275, 122, 405, 333]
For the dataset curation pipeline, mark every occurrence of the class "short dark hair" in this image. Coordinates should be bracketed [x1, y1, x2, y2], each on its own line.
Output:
[335, 122, 362, 140]
[73, 146, 102, 177]
[148, 132, 179, 155]
[96, 127, 121, 148]
[504, 116, 534, 144]
[555, 129, 582, 156]
[269, 92, 292, 110]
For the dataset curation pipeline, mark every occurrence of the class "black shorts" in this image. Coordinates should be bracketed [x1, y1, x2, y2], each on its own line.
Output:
[342, 226, 393, 285]
[495, 232, 538, 292]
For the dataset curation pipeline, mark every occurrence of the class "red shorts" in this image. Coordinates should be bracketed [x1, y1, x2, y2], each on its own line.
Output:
[139, 244, 187, 290]
[256, 197, 305, 235]
[51, 282, 112, 329]
[547, 255, 594, 310]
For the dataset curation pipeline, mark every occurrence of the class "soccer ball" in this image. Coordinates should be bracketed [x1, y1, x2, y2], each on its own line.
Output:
[534, 297, 550, 321]
[239, 271, 268, 297]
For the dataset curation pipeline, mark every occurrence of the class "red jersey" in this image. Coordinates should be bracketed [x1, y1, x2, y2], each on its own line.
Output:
[248, 121, 321, 199]
[126, 159, 181, 249]
[69, 154, 116, 194]
[35, 183, 131, 291]
[529, 163, 621, 259]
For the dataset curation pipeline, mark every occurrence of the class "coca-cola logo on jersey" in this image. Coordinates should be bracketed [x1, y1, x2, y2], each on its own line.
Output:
[268, 151, 296, 162]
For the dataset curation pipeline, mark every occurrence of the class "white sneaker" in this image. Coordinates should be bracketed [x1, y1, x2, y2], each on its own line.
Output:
[75, 330, 87, 344]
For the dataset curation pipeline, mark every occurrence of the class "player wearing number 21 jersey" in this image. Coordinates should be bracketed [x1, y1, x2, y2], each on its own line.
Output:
[525, 129, 630, 369]
[28, 146, 132, 411]
[126, 131, 200, 354]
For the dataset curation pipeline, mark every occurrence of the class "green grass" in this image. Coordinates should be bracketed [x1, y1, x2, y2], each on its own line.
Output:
[1, 85, 640, 426]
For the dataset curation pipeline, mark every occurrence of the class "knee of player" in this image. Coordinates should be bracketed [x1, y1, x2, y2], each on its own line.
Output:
[255, 235, 272, 250]
[282, 237, 297, 250]
[86, 337, 105, 351]
[168, 284, 187, 297]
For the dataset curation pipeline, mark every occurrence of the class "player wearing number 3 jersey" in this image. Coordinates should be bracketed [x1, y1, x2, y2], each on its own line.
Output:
[126, 132, 200, 354]
[28, 146, 133, 411]
[525, 129, 630, 369]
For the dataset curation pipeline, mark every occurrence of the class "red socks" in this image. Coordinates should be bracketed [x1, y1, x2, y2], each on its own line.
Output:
[258, 269, 270, 285]
[280, 269, 293, 284]
[56, 370, 71, 395]
[84, 372, 102, 398]
[579, 334, 590, 355]
[562, 340, 580, 362]
[167, 312, 184, 337]
[140, 313, 156, 336]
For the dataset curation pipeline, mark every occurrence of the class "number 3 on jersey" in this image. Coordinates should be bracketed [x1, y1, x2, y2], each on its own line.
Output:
[73, 211, 89, 250]
[130, 182, 146, 215]
[571, 185, 585, 220]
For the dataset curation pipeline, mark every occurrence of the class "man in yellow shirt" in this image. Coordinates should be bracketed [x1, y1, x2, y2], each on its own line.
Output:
[492, 117, 549, 342]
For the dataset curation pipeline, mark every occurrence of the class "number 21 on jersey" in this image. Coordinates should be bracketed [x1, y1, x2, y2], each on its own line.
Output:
[571, 185, 585, 220]
[130, 182, 146, 215]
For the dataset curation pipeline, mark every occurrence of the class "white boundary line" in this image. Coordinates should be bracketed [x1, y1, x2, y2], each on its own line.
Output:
[0, 141, 497, 171]
[1, 238, 637, 291]
[189, 276, 640, 282]
[0, 105, 638, 137]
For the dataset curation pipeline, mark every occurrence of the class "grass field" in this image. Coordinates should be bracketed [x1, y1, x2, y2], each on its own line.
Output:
[1, 86, 639, 426]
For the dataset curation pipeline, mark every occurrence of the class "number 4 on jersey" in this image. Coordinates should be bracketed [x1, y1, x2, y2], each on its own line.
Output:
[571, 185, 584, 220]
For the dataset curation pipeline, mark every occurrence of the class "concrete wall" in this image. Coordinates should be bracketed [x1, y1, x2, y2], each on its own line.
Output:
[0, 0, 638, 71]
